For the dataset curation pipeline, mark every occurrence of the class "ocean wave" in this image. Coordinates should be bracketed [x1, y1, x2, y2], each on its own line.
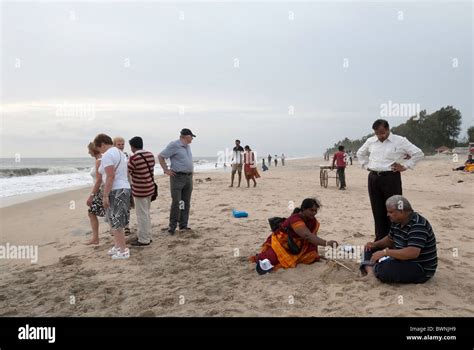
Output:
[0, 167, 84, 178]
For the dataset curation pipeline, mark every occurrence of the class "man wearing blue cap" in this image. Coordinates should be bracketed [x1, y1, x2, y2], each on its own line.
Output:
[158, 128, 196, 235]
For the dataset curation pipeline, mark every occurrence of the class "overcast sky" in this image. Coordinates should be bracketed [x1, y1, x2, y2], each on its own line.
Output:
[1, 0, 472, 158]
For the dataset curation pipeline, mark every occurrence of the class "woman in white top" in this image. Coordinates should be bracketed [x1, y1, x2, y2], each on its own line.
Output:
[94, 133, 132, 260]
[86, 143, 106, 245]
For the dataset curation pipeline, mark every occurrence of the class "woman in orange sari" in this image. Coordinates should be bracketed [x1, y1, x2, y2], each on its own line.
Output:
[250, 198, 338, 274]
[243, 145, 260, 187]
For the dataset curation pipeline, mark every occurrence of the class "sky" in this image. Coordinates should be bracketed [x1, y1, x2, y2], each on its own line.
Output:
[0, 0, 472, 158]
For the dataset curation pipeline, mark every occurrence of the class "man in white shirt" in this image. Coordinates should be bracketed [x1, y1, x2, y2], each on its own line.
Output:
[230, 139, 244, 188]
[357, 119, 424, 241]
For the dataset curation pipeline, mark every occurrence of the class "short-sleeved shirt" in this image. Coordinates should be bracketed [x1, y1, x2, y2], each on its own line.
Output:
[159, 140, 193, 173]
[333, 151, 346, 168]
[388, 212, 438, 278]
[128, 150, 156, 197]
[232, 146, 244, 164]
[99, 147, 131, 191]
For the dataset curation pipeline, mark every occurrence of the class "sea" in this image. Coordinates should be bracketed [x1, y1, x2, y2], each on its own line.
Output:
[0, 156, 222, 198]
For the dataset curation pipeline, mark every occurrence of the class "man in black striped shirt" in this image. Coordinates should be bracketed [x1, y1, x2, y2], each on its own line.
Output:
[360, 195, 437, 283]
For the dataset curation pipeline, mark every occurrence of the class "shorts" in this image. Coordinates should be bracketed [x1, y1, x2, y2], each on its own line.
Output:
[105, 188, 131, 230]
[231, 163, 243, 172]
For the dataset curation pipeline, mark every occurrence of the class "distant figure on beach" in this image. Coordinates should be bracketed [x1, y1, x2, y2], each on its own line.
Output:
[360, 195, 437, 283]
[274, 154, 278, 167]
[324, 151, 329, 161]
[332, 145, 347, 190]
[158, 128, 195, 235]
[250, 198, 338, 274]
[128, 136, 155, 246]
[114, 137, 131, 236]
[243, 145, 260, 187]
[94, 133, 132, 259]
[85, 142, 105, 245]
[262, 158, 268, 172]
[357, 119, 424, 241]
[268, 154, 272, 167]
[281, 153, 286, 166]
[452, 154, 474, 171]
[229, 139, 244, 188]
[348, 150, 353, 165]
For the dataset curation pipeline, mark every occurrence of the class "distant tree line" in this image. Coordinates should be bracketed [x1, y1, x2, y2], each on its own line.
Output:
[326, 106, 472, 155]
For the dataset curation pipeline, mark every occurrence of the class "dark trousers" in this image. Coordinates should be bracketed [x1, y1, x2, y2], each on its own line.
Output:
[360, 250, 429, 284]
[337, 167, 346, 189]
[169, 174, 193, 230]
[368, 172, 402, 241]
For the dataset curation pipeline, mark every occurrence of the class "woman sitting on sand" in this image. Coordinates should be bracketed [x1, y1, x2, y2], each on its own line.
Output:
[243, 145, 260, 187]
[250, 198, 338, 274]
[86, 142, 105, 245]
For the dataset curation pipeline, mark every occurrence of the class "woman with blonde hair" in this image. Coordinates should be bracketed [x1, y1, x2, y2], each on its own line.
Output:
[86, 142, 105, 245]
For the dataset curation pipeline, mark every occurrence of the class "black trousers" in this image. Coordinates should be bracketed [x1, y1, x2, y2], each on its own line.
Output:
[360, 250, 430, 284]
[368, 172, 402, 241]
[336, 167, 346, 188]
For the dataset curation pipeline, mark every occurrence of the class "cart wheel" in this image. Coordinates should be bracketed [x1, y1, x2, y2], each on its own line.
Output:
[336, 170, 340, 188]
[323, 170, 328, 188]
[319, 169, 324, 187]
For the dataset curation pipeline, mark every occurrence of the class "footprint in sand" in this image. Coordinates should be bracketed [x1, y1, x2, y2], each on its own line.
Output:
[438, 257, 455, 266]
[77, 269, 97, 277]
[59, 255, 82, 266]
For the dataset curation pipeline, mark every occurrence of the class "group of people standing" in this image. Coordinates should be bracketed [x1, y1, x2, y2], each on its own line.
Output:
[252, 119, 438, 285]
[265, 154, 286, 168]
[86, 128, 197, 259]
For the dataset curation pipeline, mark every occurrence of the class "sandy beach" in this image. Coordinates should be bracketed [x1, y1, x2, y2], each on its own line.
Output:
[0, 156, 473, 317]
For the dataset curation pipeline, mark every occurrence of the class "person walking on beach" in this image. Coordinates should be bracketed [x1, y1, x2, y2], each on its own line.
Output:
[332, 145, 347, 190]
[94, 134, 132, 259]
[281, 153, 286, 166]
[356, 119, 424, 241]
[114, 136, 131, 236]
[348, 150, 353, 165]
[360, 195, 437, 284]
[158, 128, 195, 235]
[274, 154, 278, 167]
[262, 158, 268, 172]
[128, 136, 155, 246]
[229, 139, 244, 188]
[268, 154, 272, 167]
[244, 145, 260, 187]
[85, 142, 106, 245]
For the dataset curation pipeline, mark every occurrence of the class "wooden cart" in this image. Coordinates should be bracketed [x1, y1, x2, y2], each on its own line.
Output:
[319, 165, 339, 188]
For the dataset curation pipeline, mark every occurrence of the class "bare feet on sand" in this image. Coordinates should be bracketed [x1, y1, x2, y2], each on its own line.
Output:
[85, 239, 99, 245]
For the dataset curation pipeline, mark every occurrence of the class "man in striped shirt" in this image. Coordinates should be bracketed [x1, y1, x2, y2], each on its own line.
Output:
[128, 137, 156, 246]
[360, 195, 437, 283]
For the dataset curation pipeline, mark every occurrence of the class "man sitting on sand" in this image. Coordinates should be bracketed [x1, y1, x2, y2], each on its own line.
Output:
[250, 198, 338, 275]
[360, 195, 437, 283]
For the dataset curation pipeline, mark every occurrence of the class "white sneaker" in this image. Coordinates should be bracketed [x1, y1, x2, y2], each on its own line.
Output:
[111, 248, 130, 260]
[107, 246, 119, 256]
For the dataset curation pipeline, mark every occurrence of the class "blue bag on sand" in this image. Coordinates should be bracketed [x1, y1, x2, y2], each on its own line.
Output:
[232, 209, 248, 218]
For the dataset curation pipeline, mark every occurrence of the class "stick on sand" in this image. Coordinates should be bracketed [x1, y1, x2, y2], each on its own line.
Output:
[321, 257, 354, 272]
